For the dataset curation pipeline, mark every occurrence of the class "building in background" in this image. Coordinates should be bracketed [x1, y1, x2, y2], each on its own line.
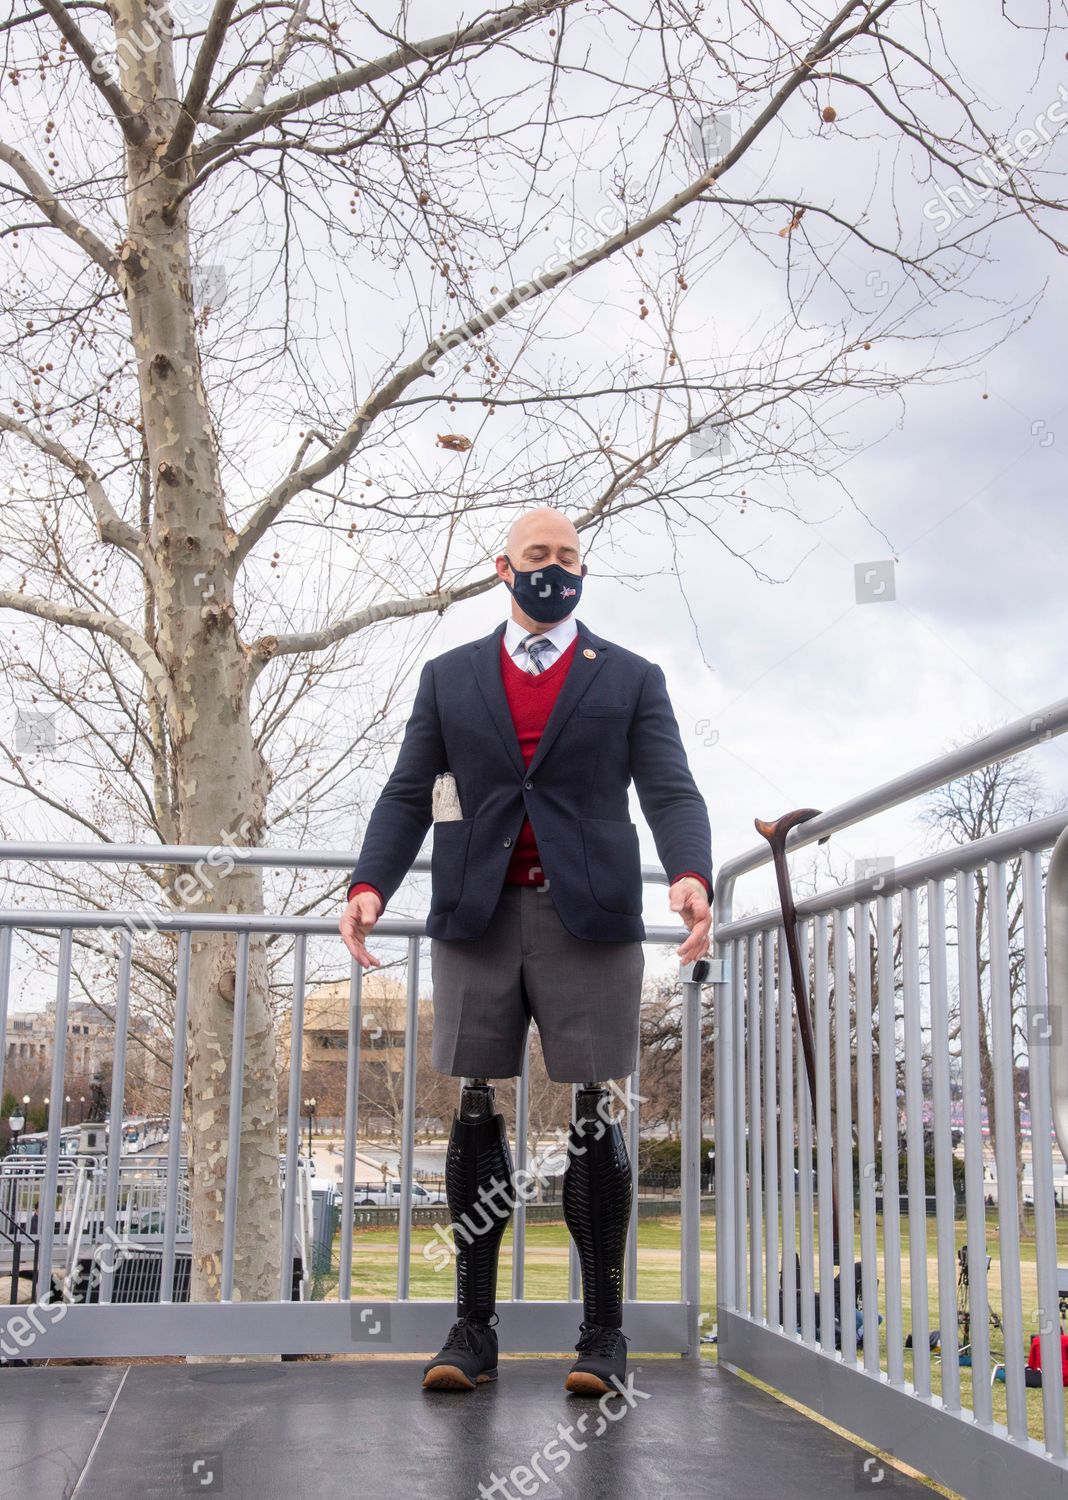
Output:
[276, 974, 442, 1137]
[4, 999, 170, 1114]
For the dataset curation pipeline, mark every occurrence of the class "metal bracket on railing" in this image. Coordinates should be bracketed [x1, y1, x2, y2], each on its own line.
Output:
[680, 958, 731, 985]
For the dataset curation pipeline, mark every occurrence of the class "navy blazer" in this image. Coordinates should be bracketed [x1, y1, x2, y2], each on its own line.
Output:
[349, 617, 713, 941]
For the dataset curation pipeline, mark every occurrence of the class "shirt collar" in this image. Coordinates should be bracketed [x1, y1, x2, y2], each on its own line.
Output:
[503, 615, 578, 658]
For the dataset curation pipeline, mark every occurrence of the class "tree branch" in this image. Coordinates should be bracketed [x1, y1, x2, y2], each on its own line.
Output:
[236, 0, 311, 117]
[164, 0, 242, 166]
[0, 141, 120, 282]
[35, 0, 149, 146]
[234, 0, 889, 568]
[250, 576, 499, 672]
[193, 0, 571, 170]
[0, 590, 174, 720]
[251, 439, 717, 668]
[168, 57, 436, 217]
[0, 412, 145, 557]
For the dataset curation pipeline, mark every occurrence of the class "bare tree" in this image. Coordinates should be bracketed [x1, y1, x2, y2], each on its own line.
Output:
[1, 1, 1065, 1301]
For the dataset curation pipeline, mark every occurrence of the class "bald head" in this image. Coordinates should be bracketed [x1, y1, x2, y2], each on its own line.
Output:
[502, 507, 581, 569]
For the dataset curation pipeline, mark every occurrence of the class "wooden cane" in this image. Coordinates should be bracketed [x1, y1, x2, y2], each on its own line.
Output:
[755, 809, 840, 1266]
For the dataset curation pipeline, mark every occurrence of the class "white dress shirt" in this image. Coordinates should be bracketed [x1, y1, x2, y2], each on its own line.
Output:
[503, 615, 578, 673]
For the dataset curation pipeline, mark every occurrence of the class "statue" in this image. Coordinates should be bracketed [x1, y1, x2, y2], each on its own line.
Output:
[78, 1068, 112, 1159]
[88, 1068, 109, 1121]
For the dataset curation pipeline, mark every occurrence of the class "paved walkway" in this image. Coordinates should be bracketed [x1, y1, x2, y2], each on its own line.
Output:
[2, 1357, 937, 1499]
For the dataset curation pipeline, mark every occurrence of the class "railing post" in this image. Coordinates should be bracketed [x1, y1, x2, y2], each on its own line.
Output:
[512, 1033, 530, 1301]
[680, 960, 704, 1359]
[396, 936, 420, 1300]
[713, 875, 736, 1358]
[98, 931, 132, 1306]
[338, 957, 363, 1303]
[36, 928, 73, 1303]
[280, 934, 307, 1302]
[0, 928, 10, 1151]
[161, 930, 191, 1305]
[1046, 824, 1068, 1166]
[220, 930, 251, 1303]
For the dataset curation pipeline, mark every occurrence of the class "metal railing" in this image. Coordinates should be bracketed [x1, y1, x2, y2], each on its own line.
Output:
[713, 695, 1068, 1500]
[0, 1160, 193, 1259]
[7, 698, 1065, 1493]
[0, 851, 702, 1358]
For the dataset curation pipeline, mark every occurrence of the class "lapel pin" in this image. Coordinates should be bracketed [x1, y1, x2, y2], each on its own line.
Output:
[583, 648, 597, 659]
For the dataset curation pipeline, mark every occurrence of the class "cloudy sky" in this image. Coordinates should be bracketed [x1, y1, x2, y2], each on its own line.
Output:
[1, 1, 1065, 988]
[399, 2, 1068, 944]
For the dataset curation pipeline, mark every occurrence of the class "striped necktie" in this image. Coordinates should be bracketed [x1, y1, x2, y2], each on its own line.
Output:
[522, 634, 554, 675]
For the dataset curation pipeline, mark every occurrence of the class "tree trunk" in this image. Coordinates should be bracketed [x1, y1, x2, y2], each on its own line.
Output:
[117, 0, 280, 1302]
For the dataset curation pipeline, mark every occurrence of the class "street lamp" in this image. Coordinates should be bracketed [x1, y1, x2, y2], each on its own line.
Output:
[64, 1095, 71, 1127]
[303, 1097, 317, 1159]
[7, 1103, 25, 1155]
[79, 1096, 86, 1123]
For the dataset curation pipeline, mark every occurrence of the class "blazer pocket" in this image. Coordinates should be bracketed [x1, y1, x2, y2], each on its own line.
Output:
[578, 703, 631, 718]
[431, 817, 473, 913]
[579, 817, 643, 915]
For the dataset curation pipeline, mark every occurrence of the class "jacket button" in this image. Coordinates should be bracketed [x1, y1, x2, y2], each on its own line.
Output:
[503, 837, 512, 847]
[524, 780, 533, 790]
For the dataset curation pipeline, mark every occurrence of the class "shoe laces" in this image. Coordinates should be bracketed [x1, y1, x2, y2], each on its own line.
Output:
[442, 1312, 497, 1352]
[576, 1321, 628, 1357]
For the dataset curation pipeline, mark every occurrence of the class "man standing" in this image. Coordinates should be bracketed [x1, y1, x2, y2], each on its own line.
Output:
[340, 507, 712, 1395]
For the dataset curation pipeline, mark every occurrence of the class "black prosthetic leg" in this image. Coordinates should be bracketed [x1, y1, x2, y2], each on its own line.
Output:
[446, 1079, 516, 1321]
[422, 1079, 516, 1391]
[562, 1083, 633, 1392]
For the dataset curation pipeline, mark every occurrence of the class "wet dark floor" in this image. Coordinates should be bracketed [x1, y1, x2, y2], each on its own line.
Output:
[1, 1357, 938, 1499]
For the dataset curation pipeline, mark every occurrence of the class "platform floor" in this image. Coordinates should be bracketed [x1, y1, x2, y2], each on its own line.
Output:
[1, 1356, 937, 1499]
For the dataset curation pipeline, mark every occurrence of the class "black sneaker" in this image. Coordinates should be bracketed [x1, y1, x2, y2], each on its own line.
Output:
[564, 1321, 629, 1395]
[422, 1313, 499, 1391]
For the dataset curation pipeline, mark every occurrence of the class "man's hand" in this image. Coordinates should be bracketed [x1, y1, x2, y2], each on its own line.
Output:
[339, 890, 383, 969]
[669, 877, 712, 966]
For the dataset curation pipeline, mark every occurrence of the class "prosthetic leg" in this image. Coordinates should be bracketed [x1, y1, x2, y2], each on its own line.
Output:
[562, 1081, 633, 1393]
[422, 1078, 516, 1391]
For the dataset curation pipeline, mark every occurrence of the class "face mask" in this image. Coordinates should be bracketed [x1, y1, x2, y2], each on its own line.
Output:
[503, 556, 587, 624]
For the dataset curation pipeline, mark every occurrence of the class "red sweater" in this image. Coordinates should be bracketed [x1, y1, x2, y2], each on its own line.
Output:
[348, 635, 710, 907]
[500, 634, 580, 884]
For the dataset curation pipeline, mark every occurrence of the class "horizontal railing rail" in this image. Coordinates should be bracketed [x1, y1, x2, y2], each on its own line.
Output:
[0, 841, 672, 885]
[717, 812, 1068, 942]
[0, 910, 683, 941]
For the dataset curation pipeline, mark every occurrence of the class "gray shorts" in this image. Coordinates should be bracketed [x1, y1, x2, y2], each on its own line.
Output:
[430, 884, 644, 1084]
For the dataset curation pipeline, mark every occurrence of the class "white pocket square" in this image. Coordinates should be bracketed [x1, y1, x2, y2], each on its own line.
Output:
[432, 772, 463, 822]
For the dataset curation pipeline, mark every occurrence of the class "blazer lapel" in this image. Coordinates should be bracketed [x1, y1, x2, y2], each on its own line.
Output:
[471, 620, 527, 776]
[524, 618, 608, 778]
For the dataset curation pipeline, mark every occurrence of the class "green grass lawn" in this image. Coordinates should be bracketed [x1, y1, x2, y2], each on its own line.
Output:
[314, 1205, 1068, 1451]
[317, 1214, 710, 1308]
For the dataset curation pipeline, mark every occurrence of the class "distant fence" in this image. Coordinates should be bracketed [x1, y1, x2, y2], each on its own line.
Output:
[348, 1196, 713, 1229]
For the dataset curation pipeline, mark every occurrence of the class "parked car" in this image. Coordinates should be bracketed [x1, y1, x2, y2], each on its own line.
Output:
[354, 1181, 448, 1207]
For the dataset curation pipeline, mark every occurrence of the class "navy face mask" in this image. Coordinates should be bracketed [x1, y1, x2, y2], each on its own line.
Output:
[503, 555, 587, 624]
